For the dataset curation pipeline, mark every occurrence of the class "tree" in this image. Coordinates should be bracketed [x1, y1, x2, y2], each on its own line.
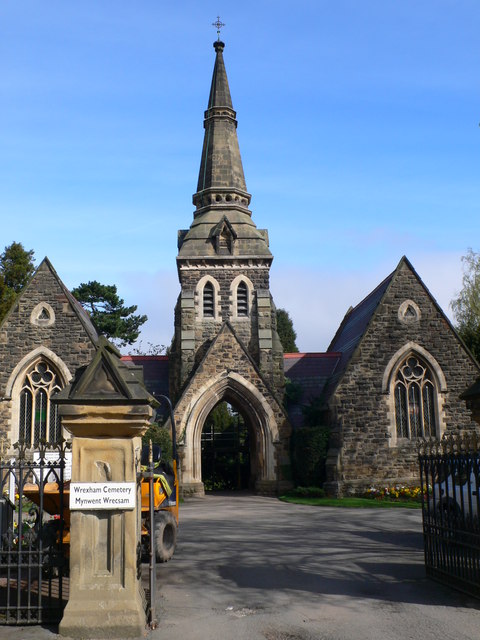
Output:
[451, 249, 480, 362]
[276, 308, 299, 353]
[128, 341, 168, 356]
[72, 281, 147, 347]
[0, 242, 36, 322]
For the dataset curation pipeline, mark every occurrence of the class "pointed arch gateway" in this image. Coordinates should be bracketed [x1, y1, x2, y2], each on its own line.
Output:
[179, 371, 279, 493]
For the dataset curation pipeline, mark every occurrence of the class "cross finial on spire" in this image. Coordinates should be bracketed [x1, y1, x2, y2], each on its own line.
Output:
[212, 16, 225, 41]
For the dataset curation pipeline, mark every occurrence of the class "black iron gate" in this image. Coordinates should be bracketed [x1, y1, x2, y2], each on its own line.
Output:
[0, 438, 69, 625]
[419, 435, 480, 598]
[201, 411, 250, 491]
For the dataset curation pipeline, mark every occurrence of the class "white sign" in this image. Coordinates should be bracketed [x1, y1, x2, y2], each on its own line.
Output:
[70, 482, 136, 510]
[33, 451, 72, 481]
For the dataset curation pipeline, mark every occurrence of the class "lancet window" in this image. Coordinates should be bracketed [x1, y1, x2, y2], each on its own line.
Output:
[236, 281, 248, 317]
[203, 282, 215, 318]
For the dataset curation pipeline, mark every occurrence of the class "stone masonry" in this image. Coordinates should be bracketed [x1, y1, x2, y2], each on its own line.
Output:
[168, 40, 290, 495]
[325, 258, 480, 496]
[0, 258, 98, 443]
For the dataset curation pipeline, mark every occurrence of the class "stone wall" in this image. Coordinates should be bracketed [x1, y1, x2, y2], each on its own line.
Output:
[172, 322, 291, 494]
[170, 260, 284, 400]
[0, 260, 97, 440]
[327, 261, 480, 496]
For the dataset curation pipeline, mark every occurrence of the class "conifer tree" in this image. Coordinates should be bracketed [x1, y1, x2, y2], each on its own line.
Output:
[0, 242, 36, 322]
[72, 280, 147, 347]
[276, 308, 299, 353]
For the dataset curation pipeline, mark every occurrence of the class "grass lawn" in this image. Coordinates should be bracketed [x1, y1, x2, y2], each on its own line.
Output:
[279, 495, 422, 509]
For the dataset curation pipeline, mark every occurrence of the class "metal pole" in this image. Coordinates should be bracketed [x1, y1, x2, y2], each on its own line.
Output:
[147, 439, 157, 629]
[158, 395, 177, 463]
[158, 395, 180, 510]
[147, 395, 176, 629]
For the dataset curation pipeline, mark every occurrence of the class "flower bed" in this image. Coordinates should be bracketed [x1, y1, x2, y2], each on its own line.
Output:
[363, 485, 423, 502]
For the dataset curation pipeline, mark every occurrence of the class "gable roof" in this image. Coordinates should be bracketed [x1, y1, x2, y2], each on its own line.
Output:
[324, 255, 480, 400]
[325, 268, 395, 391]
[0, 256, 99, 344]
[152, 321, 288, 428]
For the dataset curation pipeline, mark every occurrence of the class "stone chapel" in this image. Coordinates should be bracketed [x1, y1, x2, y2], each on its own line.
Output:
[1, 39, 479, 497]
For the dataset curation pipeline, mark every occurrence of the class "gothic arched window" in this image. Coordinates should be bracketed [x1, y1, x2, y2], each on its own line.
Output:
[236, 281, 248, 317]
[203, 282, 215, 318]
[19, 361, 62, 446]
[394, 355, 437, 439]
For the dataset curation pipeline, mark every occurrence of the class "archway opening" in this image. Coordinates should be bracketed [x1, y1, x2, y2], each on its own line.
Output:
[201, 401, 252, 491]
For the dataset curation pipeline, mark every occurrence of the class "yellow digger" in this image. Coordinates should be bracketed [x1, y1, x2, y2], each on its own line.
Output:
[140, 441, 179, 562]
[23, 430, 179, 564]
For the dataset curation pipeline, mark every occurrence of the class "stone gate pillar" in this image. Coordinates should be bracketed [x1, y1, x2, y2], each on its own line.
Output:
[54, 338, 156, 638]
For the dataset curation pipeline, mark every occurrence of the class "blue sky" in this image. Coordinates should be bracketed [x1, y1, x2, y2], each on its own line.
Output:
[1, 1, 479, 352]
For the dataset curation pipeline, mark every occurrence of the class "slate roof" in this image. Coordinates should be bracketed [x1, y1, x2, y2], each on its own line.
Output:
[322, 269, 395, 398]
[121, 355, 170, 419]
[121, 356, 169, 399]
[284, 352, 341, 428]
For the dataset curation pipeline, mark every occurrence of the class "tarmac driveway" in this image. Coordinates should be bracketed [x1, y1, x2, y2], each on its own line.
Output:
[2, 494, 479, 640]
[152, 494, 480, 640]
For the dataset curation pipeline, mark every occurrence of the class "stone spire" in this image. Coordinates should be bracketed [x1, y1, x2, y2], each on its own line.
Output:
[178, 40, 271, 260]
[194, 40, 250, 211]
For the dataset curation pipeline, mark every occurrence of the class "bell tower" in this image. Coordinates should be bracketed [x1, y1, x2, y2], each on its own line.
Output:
[169, 39, 290, 495]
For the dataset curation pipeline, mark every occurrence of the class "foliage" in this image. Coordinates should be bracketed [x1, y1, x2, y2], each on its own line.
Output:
[302, 397, 328, 428]
[71, 280, 147, 347]
[284, 486, 326, 498]
[142, 422, 173, 463]
[128, 341, 168, 355]
[1, 242, 35, 292]
[284, 377, 303, 408]
[0, 242, 36, 323]
[362, 485, 423, 502]
[205, 402, 236, 432]
[451, 248, 480, 361]
[202, 402, 249, 491]
[276, 308, 299, 353]
[291, 426, 330, 487]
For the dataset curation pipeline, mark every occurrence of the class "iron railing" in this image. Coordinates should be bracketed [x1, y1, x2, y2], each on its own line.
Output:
[0, 438, 69, 625]
[419, 435, 480, 598]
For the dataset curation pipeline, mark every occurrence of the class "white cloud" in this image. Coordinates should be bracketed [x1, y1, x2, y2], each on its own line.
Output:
[271, 250, 464, 353]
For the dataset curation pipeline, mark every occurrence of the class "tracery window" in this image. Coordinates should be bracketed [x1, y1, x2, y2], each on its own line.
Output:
[236, 281, 248, 317]
[19, 361, 62, 446]
[203, 282, 215, 318]
[394, 355, 437, 439]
